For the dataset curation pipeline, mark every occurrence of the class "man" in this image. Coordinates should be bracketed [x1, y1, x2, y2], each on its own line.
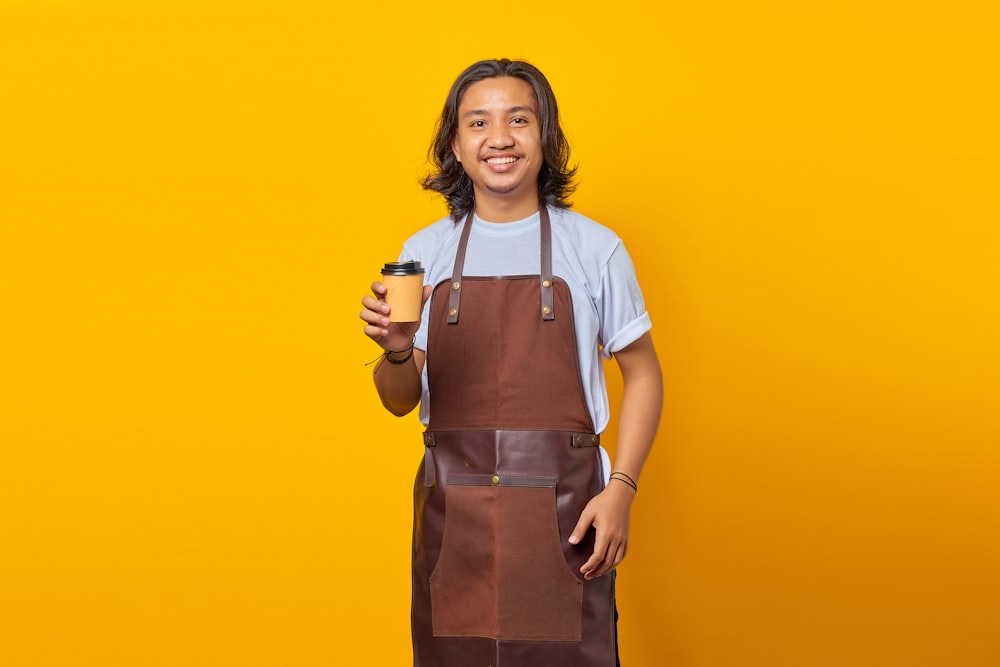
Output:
[359, 58, 662, 667]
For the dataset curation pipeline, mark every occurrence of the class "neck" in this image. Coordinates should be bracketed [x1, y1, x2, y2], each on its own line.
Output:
[472, 191, 541, 223]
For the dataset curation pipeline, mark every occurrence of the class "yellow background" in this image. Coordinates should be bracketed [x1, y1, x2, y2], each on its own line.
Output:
[2, 1, 998, 665]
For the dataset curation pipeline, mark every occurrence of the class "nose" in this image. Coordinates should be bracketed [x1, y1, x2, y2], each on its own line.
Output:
[486, 123, 513, 148]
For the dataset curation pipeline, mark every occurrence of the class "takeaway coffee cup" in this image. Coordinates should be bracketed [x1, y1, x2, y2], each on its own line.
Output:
[381, 261, 425, 322]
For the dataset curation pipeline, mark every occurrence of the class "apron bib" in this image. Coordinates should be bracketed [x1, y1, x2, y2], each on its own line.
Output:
[410, 208, 617, 666]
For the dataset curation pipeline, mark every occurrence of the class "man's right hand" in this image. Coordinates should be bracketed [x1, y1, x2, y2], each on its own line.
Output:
[360, 281, 433, 353]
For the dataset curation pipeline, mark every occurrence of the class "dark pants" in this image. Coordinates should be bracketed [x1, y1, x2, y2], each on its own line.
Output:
[614, 600, 621, 666]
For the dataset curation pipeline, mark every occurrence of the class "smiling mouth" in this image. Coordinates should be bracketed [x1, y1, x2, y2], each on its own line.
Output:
[485, 156, 518, 165]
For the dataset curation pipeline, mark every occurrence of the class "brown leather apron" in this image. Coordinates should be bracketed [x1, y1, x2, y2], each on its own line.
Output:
[411, 208, 617, 666]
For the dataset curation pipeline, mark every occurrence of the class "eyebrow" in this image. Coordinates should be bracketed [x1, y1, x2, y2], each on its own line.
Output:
[461, 105, 537, 119]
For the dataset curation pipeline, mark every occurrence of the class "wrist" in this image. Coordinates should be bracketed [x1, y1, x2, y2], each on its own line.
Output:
[383, 338, 415, 365]
[608, 471, 638, 494]
[604, 479, 637, 506]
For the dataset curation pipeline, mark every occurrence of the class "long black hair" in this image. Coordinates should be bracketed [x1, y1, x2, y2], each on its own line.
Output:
[421, 59, 577, 221]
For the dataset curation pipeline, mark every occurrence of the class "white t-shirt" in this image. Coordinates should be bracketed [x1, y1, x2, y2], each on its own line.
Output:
[399, 206, 652, 433]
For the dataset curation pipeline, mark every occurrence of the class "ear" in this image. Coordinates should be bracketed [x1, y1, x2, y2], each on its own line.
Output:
[451, 137, 461, 163]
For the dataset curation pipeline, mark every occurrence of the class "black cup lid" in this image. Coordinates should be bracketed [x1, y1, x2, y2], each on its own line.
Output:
[381, 260, 425, 275]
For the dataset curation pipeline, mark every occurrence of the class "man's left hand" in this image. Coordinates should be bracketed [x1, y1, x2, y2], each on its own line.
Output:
[568, 482, 635, 580]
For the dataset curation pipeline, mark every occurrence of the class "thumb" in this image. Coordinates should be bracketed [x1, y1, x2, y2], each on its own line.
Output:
[568, 506, 595, 545]
[421, 284, 433, 306]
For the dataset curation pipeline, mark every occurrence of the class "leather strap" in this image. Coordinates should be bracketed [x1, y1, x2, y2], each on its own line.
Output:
[447, 474, 558, 488]
[423, 432, 437, 487]
[425, 429, 599, 449]
[447, 210, 475, 324]
[571, 432, 601, 448]
[421, 429, 598, 489]
[539, 206, 555, 321]
[447, 207, 555, 324]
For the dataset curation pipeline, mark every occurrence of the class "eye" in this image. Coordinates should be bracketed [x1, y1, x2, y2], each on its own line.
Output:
[471, 120, 487, 128]
[511, 117, 528, 125]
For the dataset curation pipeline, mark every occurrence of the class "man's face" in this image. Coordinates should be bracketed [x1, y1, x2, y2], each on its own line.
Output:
[451, 76, 544, 210]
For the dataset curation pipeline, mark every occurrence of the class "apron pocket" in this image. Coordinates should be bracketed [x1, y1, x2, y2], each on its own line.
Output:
[429, 475, 584, 641]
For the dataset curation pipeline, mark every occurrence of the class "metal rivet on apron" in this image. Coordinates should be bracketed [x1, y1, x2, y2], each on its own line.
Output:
[542, 279, 551, 288]
[542, 306, 552, 316]
[449, 308, 458, 317]
[452, 281, 460, 290]
[491, 475, 500, 486]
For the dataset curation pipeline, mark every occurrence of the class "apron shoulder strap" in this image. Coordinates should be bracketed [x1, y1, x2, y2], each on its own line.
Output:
[447, 206, 556, 324]
[539, 206, 555, 321]
[447, 210, 475, 324]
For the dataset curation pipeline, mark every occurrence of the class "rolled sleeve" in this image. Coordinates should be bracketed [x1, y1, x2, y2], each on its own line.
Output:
[597, 241, 652, 359]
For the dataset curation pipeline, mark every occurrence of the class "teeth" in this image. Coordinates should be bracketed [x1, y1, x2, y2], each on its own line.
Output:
[486, 157, 517, 165]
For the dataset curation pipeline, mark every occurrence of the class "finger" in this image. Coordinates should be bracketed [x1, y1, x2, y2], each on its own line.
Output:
[594, 527, 629, 576]
[361, 294, 390, 315]
[363, 323, 389, 341]
[596, 542, 618, 578]
[359, 307, 390, 338]
[370, 281, 388, 296]
[582, 552, 607, 580]
[568, 507, 595, 546]
[614, 541, 628, 568]
[601, 541, 627, 577]
[359, 305, 389, 327]
[581, 533, 610, 579]
[420, 284, 433, 306]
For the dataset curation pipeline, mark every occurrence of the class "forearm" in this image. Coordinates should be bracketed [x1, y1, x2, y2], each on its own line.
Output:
[609, 334, 663, 485]
[612, 372, 662, 483]
[373, 348, 425, 416]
